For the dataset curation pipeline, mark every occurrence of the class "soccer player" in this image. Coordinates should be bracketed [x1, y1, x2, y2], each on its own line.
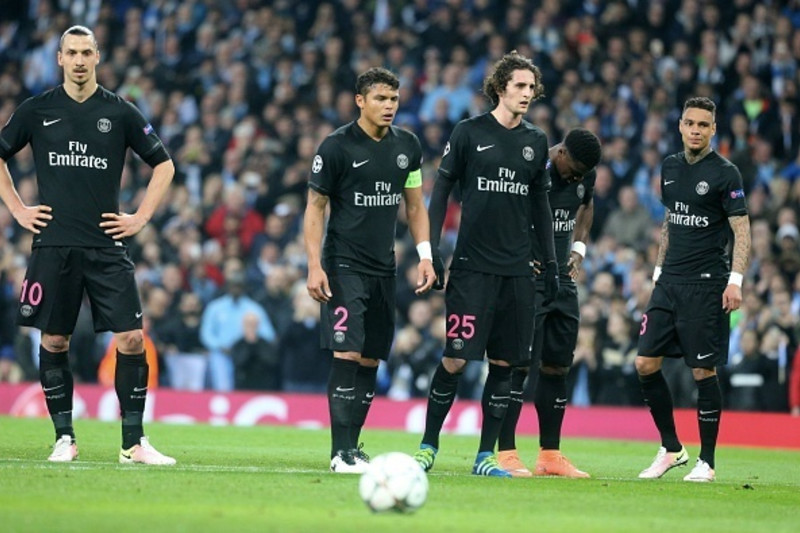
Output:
[413, 51, 559, 477]
[497, 128, 602, 478]
[636, 96, 750, 482]
[0, 26, 176, 464]
[304, 67, 436, 474]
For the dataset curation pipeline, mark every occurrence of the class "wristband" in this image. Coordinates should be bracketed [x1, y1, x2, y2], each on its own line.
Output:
[416, 241, 433, 261]
[652, 266, 662, 282]
[728, 272, 743, 287]
[570, 241, 586, 259]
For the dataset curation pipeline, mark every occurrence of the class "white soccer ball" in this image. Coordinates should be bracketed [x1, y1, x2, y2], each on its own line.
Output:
[358, 452, 429, 513]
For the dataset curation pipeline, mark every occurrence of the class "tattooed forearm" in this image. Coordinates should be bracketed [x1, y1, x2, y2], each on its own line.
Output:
[729, 214, 751, 275]
[656, 209, 669, 266]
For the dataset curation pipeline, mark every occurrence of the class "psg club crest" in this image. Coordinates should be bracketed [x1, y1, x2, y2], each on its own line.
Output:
[696, 181, 709, 195]
[522, 146, 534, 161]
[97, 118, 111, 133]
[333, 331, 345, 344]
[576, 183, 585, 199]
[451, 338, 464, 351]
[397, 154, 409, 169]
[312, 155, 323, 173]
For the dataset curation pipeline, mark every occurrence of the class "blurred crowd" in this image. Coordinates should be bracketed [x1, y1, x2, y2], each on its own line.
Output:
[0, 0, 799, 414]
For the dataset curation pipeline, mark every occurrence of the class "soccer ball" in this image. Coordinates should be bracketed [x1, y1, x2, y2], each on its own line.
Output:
[358, 452, 428, 513]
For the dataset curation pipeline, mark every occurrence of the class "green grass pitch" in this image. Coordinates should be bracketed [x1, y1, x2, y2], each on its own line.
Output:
[1, 415, 798, 533]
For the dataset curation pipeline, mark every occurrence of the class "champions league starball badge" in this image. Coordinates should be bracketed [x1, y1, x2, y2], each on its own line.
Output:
[312, 155, 323, 173]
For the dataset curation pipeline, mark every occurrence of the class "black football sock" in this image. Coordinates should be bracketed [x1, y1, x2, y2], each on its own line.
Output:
[351, 364, 378, 446]
[536, 371, 568, 450]
[498, 367, 527, 451]
[115, 351, 148, 449]
[421, 362, 460, 450]
[696, 375, 722, 469]
[39, 347, 74, 442]
[478, 363, 512, 453]
[328, 358, 359, 457]
[639, 370, 681, 451]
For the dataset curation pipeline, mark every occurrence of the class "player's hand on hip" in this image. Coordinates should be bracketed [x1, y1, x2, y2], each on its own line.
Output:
[307, 266, 332, 303]
[531, 259, 542, 276]
[15, 205, 52, 234]
[100, 212, 146, 239]
[416, 259, 436, 294]
[722, 284, 742, 313]
[567, 252, 583, 281]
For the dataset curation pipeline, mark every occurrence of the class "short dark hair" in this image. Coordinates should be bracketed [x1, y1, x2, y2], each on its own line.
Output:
[355, 67, 399, 96]
[60, 25, 98, 51]
[482, 50, 545, 107]
[683, 96, 716, 120]
[564, 128, 602, 170]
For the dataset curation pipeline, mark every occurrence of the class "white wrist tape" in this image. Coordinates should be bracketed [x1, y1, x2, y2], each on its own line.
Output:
[570, 241, 586, 259]
[416, 241, 433, 261]
[728, 272, 743, 287]
[652, 266, 662, 282]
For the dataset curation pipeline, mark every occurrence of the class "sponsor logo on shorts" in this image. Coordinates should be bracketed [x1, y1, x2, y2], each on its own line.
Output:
[333, 331, 345, 343]
[696, 352, 714, 360]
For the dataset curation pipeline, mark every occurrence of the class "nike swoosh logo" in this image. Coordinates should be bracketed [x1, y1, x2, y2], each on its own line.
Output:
[336, 386, 355, 392]
[664, 180, 675, 185]
[120, 450, 132, 460]
[365, 392, 375, 398]
[133, 386, 148, 392]
[431, 389, 453, 397]
[696, 352, 714, 359]
[476, 144, 495, 152]
[43, 118, 61, 126]
[699, 410, 719, 415]
[352, 160, 369, 168]
[135, 312, 143, 318]
[555, 398, 568, 403]
[490, 395, 510, 400]
[42, 385, 64, 392]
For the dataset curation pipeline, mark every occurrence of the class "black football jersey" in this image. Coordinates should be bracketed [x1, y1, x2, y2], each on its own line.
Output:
[660, 151, 748, 281]
[532, 166, 595, 279]
[308, 122, 423, 276]
[439, 113, 550, 276]
[0, 85, 170, 248]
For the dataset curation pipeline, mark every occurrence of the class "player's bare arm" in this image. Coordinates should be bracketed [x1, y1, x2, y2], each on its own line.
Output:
[723, 214, 751, 312]
[568, 199, 593, 280]
[0, 159, 52, 234]
[403, 185, 436, 294]
[304, 187, 332, 302]
[100, 159, 174, 239]
[656, 208, 670, 267]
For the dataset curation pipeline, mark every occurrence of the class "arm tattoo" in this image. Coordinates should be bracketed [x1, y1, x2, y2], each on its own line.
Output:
[728, 214, 751, 275]
[656, 209, 669, 266]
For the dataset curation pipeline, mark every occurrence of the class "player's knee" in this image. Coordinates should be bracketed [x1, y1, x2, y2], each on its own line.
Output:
[360, 357, 380, 368]
[116, 330, 144, 353]
[540, 364, 569, 377]
[635, 356, 660, 376]
[442, 357, 466, 374]
[511, 365, 529, 377]
[42, 334, 70, 353]
[691, 367, 716, 381]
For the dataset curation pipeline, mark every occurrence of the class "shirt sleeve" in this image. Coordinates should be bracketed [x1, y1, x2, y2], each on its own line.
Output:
[530, 134, 551, 193]
[721, 163, 748, 216]
[124, 101, 170, 167]
[0, 99, 33, 160]
[308, 136, 344, 196]
[581, 169, 597, 206]
[437, 121, 467, 182]
[404, 133, 423, 188]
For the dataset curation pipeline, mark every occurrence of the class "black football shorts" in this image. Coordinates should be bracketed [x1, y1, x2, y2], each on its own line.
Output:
[531, 282, 580, 367]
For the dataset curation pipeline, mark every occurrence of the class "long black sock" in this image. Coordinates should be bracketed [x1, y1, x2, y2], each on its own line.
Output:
[39, 347, 74, 441]
[328, 358, 358, 457]
[639, 370, 681, 451]
[421, 362, 460, 449]
[536, 371, 568, 450]
[351, 364, 378, 446]
[696, 375, 721, 468]
[478, 363, 512, 453]
[115, 351, 148, 449]
[498, 367, 527, 451]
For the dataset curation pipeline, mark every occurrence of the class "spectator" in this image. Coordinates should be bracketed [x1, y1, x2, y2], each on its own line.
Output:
[231, 311, 279, 391]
